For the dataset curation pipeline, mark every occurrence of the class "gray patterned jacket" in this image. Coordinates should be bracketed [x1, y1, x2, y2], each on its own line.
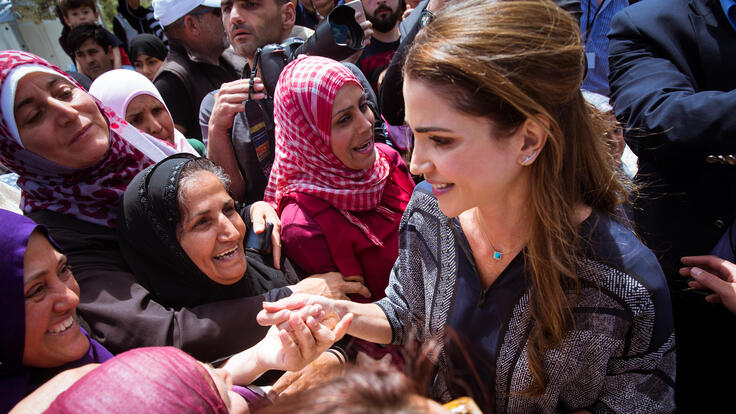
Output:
[375, 184, 676, 413]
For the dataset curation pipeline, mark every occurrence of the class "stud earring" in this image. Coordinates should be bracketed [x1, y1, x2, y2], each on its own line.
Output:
[521, 151, 537, 166]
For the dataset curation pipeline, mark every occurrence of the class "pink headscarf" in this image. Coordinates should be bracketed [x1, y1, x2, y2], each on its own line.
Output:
[46, 347, 229, 414]
[264, 56, 391, 246]
[0, 51, 178, 228]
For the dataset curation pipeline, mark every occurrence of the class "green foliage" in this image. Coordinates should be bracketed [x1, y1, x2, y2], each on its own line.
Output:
[11, 0, 57, 23]
[98, 0, 115, 27]
[10, 0, 153, 28]
[99, 0, 154, 28]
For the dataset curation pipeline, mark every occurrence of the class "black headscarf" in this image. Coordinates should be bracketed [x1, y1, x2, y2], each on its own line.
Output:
[129, 34, 168, 63]
[117, 154, 298, 309]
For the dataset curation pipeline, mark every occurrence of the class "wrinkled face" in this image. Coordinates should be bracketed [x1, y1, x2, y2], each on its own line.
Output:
[404, 78, 525, 218]
[330, 84, 376, 170]
[133, 54, 164, 81]
[63, 7, 98, 27]
[125, 94, 175, 144]
[177, 171, 248, 285]
[221, 0, 287, 61]
[22, 231, 89, 368]
[200, 362, 249, 414]
[363, 0, 402, 32]
[15, 72, 109, 169]
[74, 38, 114, 80]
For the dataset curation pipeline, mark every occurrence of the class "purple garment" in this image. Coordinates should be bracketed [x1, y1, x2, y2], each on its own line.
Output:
[232, 385, 270, 411]
[381, 115, 411, 151]
[0, 210, 113, 413]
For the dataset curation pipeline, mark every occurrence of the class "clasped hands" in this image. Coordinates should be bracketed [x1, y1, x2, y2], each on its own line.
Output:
[222, 300, 352, 385]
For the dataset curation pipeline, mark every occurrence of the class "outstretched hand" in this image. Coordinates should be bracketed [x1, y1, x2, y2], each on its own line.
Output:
[224, 303, 352, 385]
[680, 255, 736, 314]
[258, 294, 344, 330]
[259, 309, 353, 372]
[292, 272, 371, 300]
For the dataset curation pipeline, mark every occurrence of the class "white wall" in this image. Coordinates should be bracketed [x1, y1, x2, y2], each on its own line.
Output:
[0, 17, 73, 70]
[17, 19, 74, 69]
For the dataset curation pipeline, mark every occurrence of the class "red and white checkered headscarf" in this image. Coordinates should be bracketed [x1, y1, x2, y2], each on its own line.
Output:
[0, 50, 177, 228]
[264, 56, 392, 246]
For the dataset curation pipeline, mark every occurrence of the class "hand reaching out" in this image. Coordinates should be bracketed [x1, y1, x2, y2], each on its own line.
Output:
[261, 309, 352, 372]
[291, 272, 371, 300]
[224, 302, 352, 384]
[680, 255, 736, 314]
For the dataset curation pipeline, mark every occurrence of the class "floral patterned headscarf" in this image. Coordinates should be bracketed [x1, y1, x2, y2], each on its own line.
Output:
[0, 50, 177, 227]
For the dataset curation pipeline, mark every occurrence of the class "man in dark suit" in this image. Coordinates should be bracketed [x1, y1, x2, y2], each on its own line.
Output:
[608, 0, 736, 410]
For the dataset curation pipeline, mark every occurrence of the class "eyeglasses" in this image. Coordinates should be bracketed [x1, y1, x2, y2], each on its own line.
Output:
[187, 7, 222, 18]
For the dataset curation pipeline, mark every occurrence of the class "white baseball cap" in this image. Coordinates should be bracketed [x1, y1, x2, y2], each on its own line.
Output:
[153, 0, 221, 27]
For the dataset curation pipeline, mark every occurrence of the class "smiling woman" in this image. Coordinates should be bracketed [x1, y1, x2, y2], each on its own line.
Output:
[0, 210, 113, 413]
[117, 154, 298, 309]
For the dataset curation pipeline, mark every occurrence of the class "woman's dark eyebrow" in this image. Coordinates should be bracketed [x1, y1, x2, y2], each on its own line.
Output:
[14, 78, 62, 114]
[332, 93, 367, 119]
[412, 126, 454, 133]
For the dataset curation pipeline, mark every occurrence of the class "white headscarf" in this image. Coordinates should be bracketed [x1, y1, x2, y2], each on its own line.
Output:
[89, 69, 198, 155]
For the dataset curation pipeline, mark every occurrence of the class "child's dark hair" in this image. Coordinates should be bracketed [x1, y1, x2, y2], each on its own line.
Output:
[58, 0, 97, 14]
[67, 23, 112, 54]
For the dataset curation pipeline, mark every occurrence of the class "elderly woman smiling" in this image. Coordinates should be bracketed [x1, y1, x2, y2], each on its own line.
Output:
[117, 154, 368, 309]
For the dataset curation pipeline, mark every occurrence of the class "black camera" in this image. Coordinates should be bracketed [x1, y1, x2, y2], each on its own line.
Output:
[254, 4, 366, 98]
[245, 222, 273, 254]
[243, 4, 365, 156]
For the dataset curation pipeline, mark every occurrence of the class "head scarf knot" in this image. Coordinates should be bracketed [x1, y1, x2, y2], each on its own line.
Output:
[264, 56, 392, 246]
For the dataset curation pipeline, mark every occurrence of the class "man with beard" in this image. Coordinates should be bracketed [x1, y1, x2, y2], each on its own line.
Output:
[152, 0, 246, 140]
[357, 0, 404, 94]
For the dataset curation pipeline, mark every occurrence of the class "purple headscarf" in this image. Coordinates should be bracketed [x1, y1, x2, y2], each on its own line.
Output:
[0, 210, 112, 413]
[47, 347, 229, 413]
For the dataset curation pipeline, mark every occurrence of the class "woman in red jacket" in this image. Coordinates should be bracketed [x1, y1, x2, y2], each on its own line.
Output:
[265, 56, 415, 363]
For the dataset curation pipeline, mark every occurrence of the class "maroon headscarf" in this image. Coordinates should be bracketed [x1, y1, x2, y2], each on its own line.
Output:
[46, 347, 229, 413]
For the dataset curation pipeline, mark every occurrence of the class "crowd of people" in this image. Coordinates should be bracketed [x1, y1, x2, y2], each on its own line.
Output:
[1, 0, 735, 412]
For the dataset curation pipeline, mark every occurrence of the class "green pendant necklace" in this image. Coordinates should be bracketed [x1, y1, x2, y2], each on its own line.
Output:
[475, 209, 503, 260]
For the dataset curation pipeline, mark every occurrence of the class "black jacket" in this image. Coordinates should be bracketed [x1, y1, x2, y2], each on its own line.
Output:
[608, 0, 736, 410]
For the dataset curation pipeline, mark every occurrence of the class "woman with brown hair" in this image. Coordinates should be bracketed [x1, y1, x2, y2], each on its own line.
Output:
[258, 0, 676, 412]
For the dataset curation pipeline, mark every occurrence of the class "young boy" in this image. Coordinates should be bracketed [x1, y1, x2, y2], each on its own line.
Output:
[57, 0, 130, 70]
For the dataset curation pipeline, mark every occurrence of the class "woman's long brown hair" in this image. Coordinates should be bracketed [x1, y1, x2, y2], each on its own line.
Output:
[404, 0, 627, 395]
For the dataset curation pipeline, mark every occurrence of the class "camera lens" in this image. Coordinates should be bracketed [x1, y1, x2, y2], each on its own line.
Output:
[331, 23, 350, 46]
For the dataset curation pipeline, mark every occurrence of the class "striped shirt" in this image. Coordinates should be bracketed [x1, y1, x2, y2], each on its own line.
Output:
[580, 0, 628, 95]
